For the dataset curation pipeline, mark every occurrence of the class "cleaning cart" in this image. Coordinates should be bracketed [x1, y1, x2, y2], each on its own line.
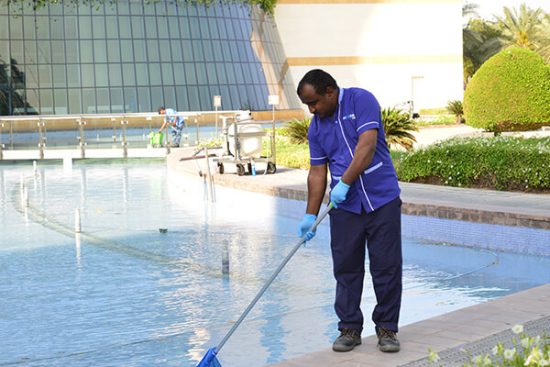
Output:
[214, 115, 276, 176]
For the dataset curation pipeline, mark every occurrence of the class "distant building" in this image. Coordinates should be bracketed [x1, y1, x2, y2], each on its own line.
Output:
[0, 1, 300, 115]
[275, 0, 464, 113]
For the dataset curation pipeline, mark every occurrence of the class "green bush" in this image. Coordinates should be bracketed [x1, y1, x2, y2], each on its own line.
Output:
[446, 100, 464, 124]
[273, 136, 310, 169]
[464, 47, 550, 133]
[279, 118, 311, 144]
[396, 137, 550, 191]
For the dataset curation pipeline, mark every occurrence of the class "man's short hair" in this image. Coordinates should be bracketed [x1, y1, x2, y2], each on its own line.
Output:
[158, 106, 165, 113]
[297, 69, 338, 96]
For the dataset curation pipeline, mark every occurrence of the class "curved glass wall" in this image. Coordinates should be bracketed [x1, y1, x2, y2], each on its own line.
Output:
[0, 1, 300, 115]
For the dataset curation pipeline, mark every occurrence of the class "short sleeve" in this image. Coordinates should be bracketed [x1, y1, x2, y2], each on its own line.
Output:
[308, 118, 328, 166]
[353, 90, 382, 136]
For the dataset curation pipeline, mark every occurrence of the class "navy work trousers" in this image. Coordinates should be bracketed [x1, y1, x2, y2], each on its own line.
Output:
[329, 197, 402, 333]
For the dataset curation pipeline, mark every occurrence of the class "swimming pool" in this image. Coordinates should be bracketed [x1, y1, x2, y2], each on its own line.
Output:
[1, 162, 549, 367]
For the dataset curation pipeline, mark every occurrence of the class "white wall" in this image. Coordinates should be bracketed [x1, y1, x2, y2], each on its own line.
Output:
[275, 1, 464, 112]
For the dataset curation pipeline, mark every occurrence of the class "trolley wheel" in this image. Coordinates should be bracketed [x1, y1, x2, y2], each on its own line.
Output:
[217, 162, 224, 174]
[236, 164, 245, 176]
[266, 162, 277, 174]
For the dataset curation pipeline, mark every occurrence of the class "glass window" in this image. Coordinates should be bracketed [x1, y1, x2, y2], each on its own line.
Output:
[198, 86, 210, 110]
[212, 40, 223, 62]
[117, 1, 130, 15]
[168, 17, 181, 38]
[192, 40, 204, 62]
[65, 40, 79, 63]
[150, 86, 164, 110]
[136, 63, 150, 86]
[119, 17, 132, 38]
[105, 17, 119, 39]
[39, 89, 53, 114]
[195, 63, 207, 84]
[63, 17, 77, 39]
[110, 88, 124, 112]
[9, 16, 23, 39]
[54, 89, 68, 114]
[216, 63, 227, 84]
[171, 42, 183, 62]
[82, 88, 96, 113]
[131, 17, 144, 38]
[96, 88, 109, 112]
[206, 63, 217, 84]
[184, 63, 197, 84]
[24, 64, 39, 88]
[179, 18, 190, 38]
[81, 64, 95, 87]
[122, 63, 135, 85]
[161, 63, 174, 84]
[120, 40, 133, 62]
[124, 87, 138, 112]
[38, 64, 52, 87]
[137, 87, 151, 112]
[52, 65, 66, 88]
[202, 40, 214, 62]
[148, 63, 161, 85]
[163, 86, 176, 108]
[182, 40, 194, 62]
[159, 40, 173, 62]
[147, 40, 160, 62]
[158, 17, 169, 38]
[199, 17, 210, 38]
[51, 40, 65, 63]
[109, 64, 122, 86]
[23, 19, 36, 40]
[220, 85, 232, 109]
[10, 40, 24, 63]
[189, 18, 200, 38]
[92, 40, 106, 63]
[133, 39, 147, 62]
[95, 64, 109, 87]
[50, 16, 64, 39]
[224, 19, 235, 40]
[79, 16, 92, 38]
[107, 40, 121, 63]
[173, 63, 186, 84]
[187, 87, 199, 111]
[145, 17, 158, 38]
[80, 40, 93, 63]
[221, 41, 232, 62]
[225, 63, 236, 84]
[68, 89, 81, 114]
[93, 16, 106, 38]
[66, 64, 80, 87]
[175, 86, 189, 110]
[208, 18, 220, 39]
[26, 89, 40, 113]
[233, 63, 244, 84]
[35, 16, 50, 39]
[105, 3, 118, 15]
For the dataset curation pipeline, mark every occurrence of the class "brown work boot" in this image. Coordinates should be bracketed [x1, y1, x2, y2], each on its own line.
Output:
[377, 327, 400, 352]
[332, 328, 362, 352]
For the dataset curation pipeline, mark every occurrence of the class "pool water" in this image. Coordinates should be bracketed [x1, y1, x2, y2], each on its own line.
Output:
[1, 162, 549, 367]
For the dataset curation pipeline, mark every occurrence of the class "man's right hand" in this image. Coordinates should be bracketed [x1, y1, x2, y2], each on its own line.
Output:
[298, 214, 317, 241]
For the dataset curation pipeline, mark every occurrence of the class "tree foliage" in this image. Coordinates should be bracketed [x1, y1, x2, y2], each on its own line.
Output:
[463, 47, 550, 133]
[381, 107, 418, 151]
[2, 0, 277, 15]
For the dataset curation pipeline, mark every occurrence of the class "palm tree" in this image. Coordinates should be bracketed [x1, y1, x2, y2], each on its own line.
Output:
[381, 108, 418, 151]
[496, 4, 547, 51]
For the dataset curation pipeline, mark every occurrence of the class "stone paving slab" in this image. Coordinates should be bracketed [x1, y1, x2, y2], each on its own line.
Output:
[267, 284, 550, 367]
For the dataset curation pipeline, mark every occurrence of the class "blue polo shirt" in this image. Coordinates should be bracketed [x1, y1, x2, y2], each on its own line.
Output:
[165, 108, 185, 128]
[308, 87, 400, 214]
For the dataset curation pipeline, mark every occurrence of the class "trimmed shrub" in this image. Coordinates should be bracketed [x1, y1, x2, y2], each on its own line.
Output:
[279, 118, 311, 144]
[396, 137, 550, 191]
[464, 47, 550, 132]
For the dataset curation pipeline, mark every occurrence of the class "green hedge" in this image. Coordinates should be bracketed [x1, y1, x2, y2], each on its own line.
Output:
[396, 137, 550, 191]
[464, 48, 550, 133]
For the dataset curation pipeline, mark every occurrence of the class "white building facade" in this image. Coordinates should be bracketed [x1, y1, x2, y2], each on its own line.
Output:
[275, 0, 464, 113]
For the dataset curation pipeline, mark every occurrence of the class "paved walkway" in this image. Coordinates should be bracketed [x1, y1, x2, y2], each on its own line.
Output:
[166, 143, 550, 367]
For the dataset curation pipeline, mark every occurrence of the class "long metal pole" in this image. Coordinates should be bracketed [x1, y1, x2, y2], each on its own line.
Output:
[215, 203, 333, 352]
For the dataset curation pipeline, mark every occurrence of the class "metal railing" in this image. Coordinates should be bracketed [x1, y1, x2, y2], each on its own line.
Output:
[0, 110, 248, 160]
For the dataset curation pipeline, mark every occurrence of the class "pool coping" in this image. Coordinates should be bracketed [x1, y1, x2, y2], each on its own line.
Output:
[167, 148, 550, 230]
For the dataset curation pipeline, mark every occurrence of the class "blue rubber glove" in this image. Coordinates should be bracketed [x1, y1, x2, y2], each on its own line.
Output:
[331, 180, 350, 208]
[298, 214, 317, 241]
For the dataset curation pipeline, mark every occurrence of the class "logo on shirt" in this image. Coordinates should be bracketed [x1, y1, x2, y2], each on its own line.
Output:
[342, 113, 356, 121]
